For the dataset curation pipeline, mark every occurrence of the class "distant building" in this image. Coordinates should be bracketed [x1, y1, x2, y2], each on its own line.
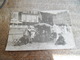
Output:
[11, 12, 20, 23]
[53, 11, 71, 25]
[40, 11, 71, 26]
[40, 12, 54, 25]
[20, 11, 39, 23]
[10, 11, 71, 26]
[10, 11, 41, 26]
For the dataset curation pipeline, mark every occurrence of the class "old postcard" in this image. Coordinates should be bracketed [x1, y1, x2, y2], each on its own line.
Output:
[6, 10, 75, 51]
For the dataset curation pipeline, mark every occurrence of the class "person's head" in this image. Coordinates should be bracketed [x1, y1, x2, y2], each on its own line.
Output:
[23, 35, 28, 39]
[23, 28, 29, 39]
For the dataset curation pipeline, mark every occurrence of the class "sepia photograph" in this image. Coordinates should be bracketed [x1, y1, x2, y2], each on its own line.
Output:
[6, 10, 75, 51]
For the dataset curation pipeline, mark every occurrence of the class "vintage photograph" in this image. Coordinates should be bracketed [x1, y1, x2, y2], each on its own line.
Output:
[6, 10, 75, 51]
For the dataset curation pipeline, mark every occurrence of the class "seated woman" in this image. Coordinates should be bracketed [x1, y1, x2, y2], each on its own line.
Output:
[55, 34, 66, 45]
[14, 28, 32, 46]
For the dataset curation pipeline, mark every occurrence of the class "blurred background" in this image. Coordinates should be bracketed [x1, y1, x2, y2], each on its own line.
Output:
[0, 0, 80, 60]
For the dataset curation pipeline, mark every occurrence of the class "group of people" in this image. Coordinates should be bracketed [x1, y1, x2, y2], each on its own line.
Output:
[14, 24, 69, 46]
